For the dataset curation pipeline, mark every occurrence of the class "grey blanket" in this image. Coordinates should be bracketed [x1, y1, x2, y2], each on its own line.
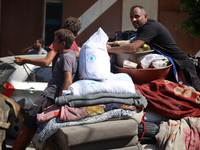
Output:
[55, 90, 147, 108]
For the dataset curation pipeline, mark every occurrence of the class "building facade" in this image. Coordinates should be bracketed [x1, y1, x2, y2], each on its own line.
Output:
[0, 0, 199, 57]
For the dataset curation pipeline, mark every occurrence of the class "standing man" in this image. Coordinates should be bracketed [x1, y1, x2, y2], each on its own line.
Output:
[107, 5, 200, 92]
[23, 38, 47, 55]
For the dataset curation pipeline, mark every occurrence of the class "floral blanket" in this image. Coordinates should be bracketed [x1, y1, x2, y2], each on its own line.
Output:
[135, 79, 200, 119]
[36, 109, 143, 143]
[37, 103, 143, 124]
[156, 117, 200, 150]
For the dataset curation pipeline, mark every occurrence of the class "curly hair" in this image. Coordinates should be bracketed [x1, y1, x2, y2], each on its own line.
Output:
[63, 17, 81, 35]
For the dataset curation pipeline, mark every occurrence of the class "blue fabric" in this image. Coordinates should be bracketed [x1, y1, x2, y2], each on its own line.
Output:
[152, 47, 180, 83]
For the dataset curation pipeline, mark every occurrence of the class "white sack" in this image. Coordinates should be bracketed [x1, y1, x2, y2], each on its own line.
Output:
[79, 27, 111, 80]
[62, 73, 136, 96]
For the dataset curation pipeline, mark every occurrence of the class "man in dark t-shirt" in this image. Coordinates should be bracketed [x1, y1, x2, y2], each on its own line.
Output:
[107, 5, 200, 92]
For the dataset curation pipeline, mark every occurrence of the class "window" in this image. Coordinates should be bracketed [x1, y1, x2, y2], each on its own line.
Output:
[25, 66, 52, 82]
[45, 2, 62, 50]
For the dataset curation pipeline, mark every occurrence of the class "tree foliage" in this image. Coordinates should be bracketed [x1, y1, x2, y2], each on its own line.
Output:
[178, 0, 200, 38]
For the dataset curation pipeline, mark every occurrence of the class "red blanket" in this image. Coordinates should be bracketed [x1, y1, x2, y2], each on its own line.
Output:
[135, 79, 200, 119]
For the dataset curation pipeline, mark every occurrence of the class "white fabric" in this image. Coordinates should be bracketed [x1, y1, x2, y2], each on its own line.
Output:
[79, 27, 110, 80]
[62, 73, 136, 96]
[140, 54, 168, 69]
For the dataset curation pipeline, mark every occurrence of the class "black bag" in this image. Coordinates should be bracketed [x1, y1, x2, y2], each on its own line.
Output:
[115, 30, 137, 41]
[138, 121, 159, 144]
[108, 30, 137, 42]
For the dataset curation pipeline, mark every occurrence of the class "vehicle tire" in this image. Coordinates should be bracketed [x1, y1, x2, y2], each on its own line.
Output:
[7, 108, 23, 139]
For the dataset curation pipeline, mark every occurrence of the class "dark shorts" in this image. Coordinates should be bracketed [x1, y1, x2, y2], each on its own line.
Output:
[23, 94, 54, 130]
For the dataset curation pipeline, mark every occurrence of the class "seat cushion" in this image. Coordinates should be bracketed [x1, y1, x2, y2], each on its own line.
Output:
[46, 135, 140, 150]
[70, 135, 139, 150]
[58, 119, 138, 146]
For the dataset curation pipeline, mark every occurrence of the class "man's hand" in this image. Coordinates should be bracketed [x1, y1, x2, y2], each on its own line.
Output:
[14, 56, 26, 65]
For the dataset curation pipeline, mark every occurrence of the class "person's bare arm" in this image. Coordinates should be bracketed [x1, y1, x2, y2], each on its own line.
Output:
[58, 71, 72, 97]
[107, 40, 145, 54]
[14, 50, 57, 66]
[22, 46, 32, 54]
[75, 51, 80, 58]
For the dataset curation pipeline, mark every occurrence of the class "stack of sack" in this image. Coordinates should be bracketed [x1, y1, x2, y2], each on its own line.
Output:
[33, 28, 147, 150]
[63, 27, 137, 98]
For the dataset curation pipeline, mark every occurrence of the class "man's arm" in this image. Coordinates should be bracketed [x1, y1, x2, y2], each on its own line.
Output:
[107, 40, 145, 54]
[58, 71, 73, 97]
[22, 46, 32, 54]
[75, 51, 80, 58]
[14, 50, 57, 66]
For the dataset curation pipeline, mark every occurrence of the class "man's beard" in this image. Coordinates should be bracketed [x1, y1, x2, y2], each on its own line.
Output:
[32, 45, 39, 50]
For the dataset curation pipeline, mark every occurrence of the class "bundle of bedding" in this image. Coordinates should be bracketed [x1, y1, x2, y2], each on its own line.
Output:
[33, 28, 148, 150]
[135, 79, 200, 119]
[134, 79, 200, 149]
[36, 90, 147, 143]
[156, 117, 200, 150]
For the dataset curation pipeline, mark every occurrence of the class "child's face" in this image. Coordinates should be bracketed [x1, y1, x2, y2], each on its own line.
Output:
[53, 35, 62, 52]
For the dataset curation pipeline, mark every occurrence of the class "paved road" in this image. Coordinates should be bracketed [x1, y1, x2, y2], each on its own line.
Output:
[5, 138, 159, 150]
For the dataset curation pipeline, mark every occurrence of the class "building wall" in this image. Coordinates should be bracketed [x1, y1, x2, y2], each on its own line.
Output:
[62, 0, 122, 47]
[158, 0, 200, 55]
[0, 0, 200, 57]
[0, 0, 45, 57]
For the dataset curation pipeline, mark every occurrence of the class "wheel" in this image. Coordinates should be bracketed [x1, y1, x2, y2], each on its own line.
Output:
[7, 108, 23, 139]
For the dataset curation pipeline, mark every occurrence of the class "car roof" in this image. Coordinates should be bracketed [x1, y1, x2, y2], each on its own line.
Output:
[0, 54, 51, 85]
[0, 54, 47, 64]
[0, 54, 51, 68]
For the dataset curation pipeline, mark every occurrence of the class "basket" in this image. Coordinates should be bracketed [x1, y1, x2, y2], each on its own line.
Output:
[114, 64, 172, 84]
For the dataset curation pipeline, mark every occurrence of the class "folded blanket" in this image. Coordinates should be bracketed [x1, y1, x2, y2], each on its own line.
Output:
[156, 117, 200, 150]
[37, 105, 60, 124]
[55, 90, 147, 108]
[37, 109, 141, 143]
[37, 103, 142, 123]
[135, 79, 200, 119]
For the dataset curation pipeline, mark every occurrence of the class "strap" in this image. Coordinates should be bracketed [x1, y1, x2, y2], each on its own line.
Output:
[152, 47, 181, 83]
[139, 113, 146, 140]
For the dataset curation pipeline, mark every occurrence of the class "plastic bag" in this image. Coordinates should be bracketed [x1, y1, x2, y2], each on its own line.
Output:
[79, 27, 111, 80]
[140, 54, 168, 69]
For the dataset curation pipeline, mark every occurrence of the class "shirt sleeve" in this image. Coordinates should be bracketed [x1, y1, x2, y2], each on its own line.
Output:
[70, 41, 79, 51]
[62, 51, 77, 73]
[49, 43, 54, 50]
[63, 58, 73, 73]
